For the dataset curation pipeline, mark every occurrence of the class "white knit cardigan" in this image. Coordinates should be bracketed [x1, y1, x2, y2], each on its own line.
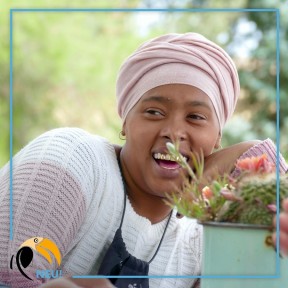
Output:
[0, 128, 287, 288]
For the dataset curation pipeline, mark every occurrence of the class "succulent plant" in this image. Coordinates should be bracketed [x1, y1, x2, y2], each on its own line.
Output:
[166, 143, 288, 226]
[219, 173, 288, 225]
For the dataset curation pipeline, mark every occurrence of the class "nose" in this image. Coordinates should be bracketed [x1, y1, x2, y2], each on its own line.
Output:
[159, 117, 188, 143]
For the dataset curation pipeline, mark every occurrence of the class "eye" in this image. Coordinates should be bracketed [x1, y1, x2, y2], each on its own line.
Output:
[34, 238, 38, 243]
[188, 114, 206, 120]
[145, 109, 164, 116]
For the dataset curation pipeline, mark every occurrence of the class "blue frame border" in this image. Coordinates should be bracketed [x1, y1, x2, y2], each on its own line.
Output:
[9, 7, 281, 280]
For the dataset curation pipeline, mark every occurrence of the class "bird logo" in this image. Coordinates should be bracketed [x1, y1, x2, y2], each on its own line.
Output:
[10, 237, 62, 280]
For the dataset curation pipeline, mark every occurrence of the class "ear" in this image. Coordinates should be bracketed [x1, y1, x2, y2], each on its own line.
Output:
[214, 132, 222, 150]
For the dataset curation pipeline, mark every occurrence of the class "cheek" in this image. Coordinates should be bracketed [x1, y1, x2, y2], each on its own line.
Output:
[125, 127, 152, 160]
[194, 131, 219, 156]
[125, 117, 157, 145]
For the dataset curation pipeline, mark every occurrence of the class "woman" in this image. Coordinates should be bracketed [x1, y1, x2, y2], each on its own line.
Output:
[0, 33, 287, 288]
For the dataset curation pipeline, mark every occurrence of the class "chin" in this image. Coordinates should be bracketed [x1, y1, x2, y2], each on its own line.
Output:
[153, 183, 180, 198]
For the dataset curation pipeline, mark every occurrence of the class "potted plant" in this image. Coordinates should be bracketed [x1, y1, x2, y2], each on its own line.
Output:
[166, 143, 288, 288]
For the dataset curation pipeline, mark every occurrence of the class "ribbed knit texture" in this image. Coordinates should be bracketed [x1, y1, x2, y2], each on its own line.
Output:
[0, 128, 287, 288]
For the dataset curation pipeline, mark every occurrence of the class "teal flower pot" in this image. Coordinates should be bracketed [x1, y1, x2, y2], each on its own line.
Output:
[200, 222, 288, 288]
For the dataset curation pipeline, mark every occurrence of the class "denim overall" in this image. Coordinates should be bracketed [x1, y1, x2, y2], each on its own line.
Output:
[98, 160, 172, 288]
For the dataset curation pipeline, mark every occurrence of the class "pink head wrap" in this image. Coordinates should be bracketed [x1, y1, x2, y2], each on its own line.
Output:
[116, 33, 240, 129]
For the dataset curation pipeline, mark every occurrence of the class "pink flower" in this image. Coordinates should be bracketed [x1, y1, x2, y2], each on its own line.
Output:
[267, 204, 277, 213]
[202, 186, 213, 200]
[235, 154, 275, 174]
[220, 188, 241, 201]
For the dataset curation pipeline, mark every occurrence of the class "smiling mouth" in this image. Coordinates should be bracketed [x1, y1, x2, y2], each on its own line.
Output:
[153, 153, 188, 170]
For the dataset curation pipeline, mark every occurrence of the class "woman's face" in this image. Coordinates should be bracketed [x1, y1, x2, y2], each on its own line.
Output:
[121, 84, 221, 198]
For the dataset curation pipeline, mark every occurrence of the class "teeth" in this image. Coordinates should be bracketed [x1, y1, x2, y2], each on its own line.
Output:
[153, 153, 187, 162]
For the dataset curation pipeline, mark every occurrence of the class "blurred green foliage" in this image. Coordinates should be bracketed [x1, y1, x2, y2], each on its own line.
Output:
[1, 0, 287, 166]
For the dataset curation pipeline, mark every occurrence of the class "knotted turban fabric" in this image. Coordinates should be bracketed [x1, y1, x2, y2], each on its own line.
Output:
[116, 33, 240, 130]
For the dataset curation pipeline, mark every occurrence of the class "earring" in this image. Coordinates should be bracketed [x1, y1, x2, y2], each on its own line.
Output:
[119, 130, 126, 141]
[215, 138, 222, 150]
[216, 134, 222, 150]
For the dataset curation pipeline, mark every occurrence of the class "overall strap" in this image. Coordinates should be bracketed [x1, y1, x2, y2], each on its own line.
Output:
[148, 210, 172, 264]
[117, 156, 127, 230]
[117, 155, 173, 264]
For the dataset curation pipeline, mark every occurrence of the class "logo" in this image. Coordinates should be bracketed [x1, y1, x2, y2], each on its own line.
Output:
[128, 284, 142, 288]
[10, 237, 62, 280]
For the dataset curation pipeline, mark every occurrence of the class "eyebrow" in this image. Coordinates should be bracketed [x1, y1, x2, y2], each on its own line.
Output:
[142, 96, 212, 109]
[186, 100, 212, 110]
[142, 96, 170, 103]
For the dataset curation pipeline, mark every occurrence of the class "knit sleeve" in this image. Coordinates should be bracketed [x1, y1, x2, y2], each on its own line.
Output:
[0, 128, 104, 288]
[231, 138, 288, 178]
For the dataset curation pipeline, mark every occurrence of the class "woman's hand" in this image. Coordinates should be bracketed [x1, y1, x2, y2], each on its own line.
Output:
[39, 277, 115, 288]
[273, 198, 288, 256]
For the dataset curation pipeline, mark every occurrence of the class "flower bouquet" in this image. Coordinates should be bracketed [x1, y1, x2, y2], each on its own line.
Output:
[166, 142, 288, 288]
